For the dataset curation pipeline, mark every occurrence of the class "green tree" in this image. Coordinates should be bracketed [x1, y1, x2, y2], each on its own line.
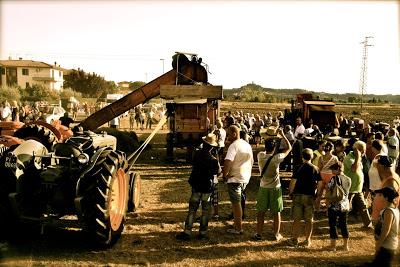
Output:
[59, 87, 82, 99]
[129, 81, 146, 91]
[27, 84, 59, 102]
[64, 69, 116, 98]
[0, 85, 21, 103]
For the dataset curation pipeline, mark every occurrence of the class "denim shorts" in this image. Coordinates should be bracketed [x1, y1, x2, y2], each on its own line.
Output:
[227, 183, 246, 203]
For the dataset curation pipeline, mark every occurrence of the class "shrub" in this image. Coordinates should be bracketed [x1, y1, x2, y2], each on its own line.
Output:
[21, 84, 59, 102]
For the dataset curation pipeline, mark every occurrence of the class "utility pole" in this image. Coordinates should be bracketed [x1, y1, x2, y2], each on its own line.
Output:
[159, 59, 165, 106]
[160, 58, 165, 74]
[359, 36, 373, 109]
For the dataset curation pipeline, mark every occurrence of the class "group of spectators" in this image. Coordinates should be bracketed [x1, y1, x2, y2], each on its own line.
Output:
[128, 105, 165, 131]
[0, 100, 46, 123]
[177, 110, 400, 267]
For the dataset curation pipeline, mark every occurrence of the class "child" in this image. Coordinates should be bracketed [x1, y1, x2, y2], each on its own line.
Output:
[372, 187, 399, 267]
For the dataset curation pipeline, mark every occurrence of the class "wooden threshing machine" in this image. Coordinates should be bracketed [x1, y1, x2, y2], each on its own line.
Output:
[160, 85, 223, 161]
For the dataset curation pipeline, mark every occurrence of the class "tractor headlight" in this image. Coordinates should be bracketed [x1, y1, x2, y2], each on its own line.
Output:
[77, 153, 89, 164]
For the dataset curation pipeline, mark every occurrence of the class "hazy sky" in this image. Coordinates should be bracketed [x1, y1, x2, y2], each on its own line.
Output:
[1, 0, 399, 95]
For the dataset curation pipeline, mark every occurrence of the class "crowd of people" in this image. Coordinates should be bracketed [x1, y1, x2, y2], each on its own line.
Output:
[177, 110, 399, 267]
[0, 100, 41, 123]
[0, 100, 89, 124]
[128, 104, 165, 131]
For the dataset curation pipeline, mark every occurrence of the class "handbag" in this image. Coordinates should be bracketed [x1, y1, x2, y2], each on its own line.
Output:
[325, 175, 345, 203]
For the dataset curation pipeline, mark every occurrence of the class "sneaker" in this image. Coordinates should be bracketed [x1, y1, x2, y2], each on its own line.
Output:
[212, 215, 220, 221]
[275, 233, 283, 242]
[252, 233, 262, 241]
[176, 232, 191, 241]
[226, 228, 243, 235]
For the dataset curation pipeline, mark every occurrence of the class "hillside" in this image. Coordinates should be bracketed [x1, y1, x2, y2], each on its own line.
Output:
[223, 83, 400, 104]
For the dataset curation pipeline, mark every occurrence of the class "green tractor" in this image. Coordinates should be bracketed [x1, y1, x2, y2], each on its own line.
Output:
[0, 129, 141, 247]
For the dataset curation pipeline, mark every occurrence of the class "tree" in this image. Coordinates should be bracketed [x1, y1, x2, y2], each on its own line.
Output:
[27, 84, 59, 102]
[59, 88, 82, 100]
[129, 81, 146, 91]
[64, 69, 117, 98]
[0, 86, 21, 103]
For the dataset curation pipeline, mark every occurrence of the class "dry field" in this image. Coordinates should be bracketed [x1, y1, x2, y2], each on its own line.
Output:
[1, 102, 399, 267]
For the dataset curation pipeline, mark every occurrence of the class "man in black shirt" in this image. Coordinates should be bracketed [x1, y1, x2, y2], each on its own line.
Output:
[176, 133, 221, 240]
[288, 148, 323, 247]
[59, 112, 74, 128]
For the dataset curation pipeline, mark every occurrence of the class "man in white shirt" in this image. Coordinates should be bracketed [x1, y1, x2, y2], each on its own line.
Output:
[294, 117, 305, 139]
[223, 125, 254, 234]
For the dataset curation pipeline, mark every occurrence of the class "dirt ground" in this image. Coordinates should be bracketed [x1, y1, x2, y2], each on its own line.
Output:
[1, 102, 399, 266]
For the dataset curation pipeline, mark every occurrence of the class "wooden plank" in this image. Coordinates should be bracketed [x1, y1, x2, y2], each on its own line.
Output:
[160, 85, 223, 99]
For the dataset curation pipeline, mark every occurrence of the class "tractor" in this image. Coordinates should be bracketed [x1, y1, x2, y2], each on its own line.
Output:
[0, 129, 140, 247]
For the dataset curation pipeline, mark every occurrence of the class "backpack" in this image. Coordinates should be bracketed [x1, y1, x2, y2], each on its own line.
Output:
[325, 175, 345, 203]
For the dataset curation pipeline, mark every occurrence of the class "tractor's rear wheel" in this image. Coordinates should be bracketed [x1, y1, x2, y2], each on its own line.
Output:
[81, 150, 128, 247]
[14, 124, 58, 151]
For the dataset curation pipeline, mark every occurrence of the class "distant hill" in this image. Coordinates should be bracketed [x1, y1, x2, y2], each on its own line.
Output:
[223, 83, 400, 104]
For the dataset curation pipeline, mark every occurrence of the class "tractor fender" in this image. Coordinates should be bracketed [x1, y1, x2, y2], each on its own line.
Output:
[75, 146, 111, 195]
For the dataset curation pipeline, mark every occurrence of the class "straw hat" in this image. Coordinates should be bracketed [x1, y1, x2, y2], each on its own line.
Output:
[202, 133, 218, 147]
[260, 126, 279, 139]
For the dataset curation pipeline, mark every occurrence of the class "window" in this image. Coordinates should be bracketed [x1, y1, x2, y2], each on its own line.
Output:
[59, 71, 61, 77]
[0, 67, 5, 75]
[22, 68, 29, 75]
[52, 70, 54, 78]
[25, 82, 30, 88]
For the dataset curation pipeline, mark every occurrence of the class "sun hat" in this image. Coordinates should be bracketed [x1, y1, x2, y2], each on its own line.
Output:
[202, 133, 218, 147]
[260, 126, 279, 139]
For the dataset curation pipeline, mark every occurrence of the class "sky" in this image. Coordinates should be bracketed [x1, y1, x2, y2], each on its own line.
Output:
[1, 0, 399, 95]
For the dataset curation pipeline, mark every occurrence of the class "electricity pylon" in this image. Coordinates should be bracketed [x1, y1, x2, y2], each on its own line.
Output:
[359, 36, 373, 109]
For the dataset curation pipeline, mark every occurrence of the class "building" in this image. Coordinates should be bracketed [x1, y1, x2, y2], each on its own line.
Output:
[118, 81, 130, 88]
[0, 58, 67, 91]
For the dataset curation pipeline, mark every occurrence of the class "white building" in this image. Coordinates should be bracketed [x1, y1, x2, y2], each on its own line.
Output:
[0, 58, 67, 91]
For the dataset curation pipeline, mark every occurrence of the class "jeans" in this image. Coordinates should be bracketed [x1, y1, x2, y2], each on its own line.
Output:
[328, 208, 349, 239]
[184, 190, 212, 234]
